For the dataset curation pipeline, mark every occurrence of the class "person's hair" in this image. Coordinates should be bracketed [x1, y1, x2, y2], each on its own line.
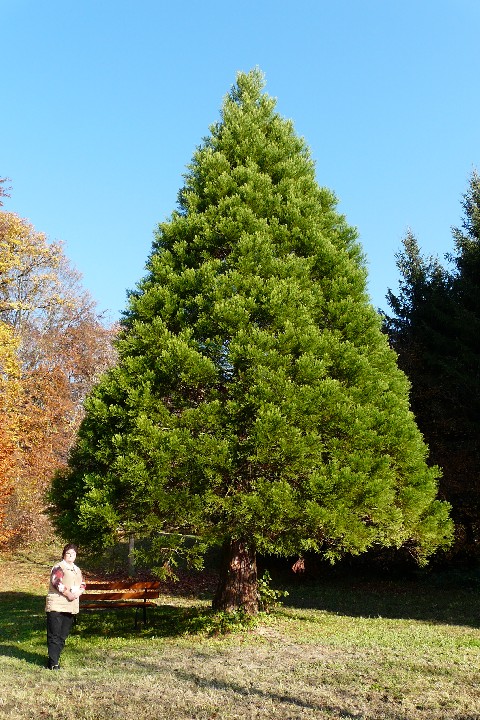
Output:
[62, 543, 78, 558]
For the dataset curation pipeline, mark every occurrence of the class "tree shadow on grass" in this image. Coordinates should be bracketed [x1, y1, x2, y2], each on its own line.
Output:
[281, 570, 480, 628]
[0, 592, 45, 638]
[127, 661, 405, 720]
[0, 588, 237, 654]
[0, 591, 46, 666]
[0, 643, 45, 666]
[0, 590, 229, 669]
[173, 669, 365, 719]
[74, 603, 238, 639]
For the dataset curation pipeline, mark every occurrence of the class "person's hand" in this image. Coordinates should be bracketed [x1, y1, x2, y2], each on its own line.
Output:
[64, 589, 78, 601]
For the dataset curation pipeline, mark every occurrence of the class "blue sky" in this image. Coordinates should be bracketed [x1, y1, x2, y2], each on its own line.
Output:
[2, 0, 479, 322]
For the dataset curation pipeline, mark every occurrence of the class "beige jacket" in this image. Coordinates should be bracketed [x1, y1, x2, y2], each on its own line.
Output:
[45, 559, 85, 614]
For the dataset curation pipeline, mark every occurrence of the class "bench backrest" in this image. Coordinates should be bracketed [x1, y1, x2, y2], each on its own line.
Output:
[85, 580, 161, 591]
[81, 580, 161, 603]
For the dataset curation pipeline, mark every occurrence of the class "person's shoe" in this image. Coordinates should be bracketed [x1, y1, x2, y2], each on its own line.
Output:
[46, 658, 60, 670]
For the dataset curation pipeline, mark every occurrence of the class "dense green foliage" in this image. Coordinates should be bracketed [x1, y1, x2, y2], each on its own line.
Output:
[50, 70, 452, 585]
[385, 173, 480, 561]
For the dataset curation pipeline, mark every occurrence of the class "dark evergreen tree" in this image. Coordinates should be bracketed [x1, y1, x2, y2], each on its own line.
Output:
[50, 70, 452, 611]
[385, 173, 480, 561]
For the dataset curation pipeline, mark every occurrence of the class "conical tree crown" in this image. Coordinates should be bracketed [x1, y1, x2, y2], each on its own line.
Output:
[50, 70, 452, 564]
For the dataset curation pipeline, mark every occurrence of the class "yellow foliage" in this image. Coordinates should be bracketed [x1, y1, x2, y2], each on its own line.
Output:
[0, 212, 75, 327]
[0, 321, 22, 543]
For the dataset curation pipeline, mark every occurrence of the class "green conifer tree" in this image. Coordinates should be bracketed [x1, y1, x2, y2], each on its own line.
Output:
[50, 70, 452, 611]
[385, 173, 480, 561]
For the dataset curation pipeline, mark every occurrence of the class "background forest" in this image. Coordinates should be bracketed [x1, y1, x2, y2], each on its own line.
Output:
[384, 171, 480, 564]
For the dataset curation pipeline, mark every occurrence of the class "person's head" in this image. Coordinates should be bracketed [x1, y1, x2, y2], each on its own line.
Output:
[62, 543, 78, 562]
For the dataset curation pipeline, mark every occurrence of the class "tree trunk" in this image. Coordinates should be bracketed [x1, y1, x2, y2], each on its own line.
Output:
[128, 533, 135, 576]
[212, 538, 258, 614]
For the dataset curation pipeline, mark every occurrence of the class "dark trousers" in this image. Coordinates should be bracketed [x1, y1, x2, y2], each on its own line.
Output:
[46, 611, 74, 666]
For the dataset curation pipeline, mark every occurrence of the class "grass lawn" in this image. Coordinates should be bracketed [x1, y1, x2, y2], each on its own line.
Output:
[0, 548, 479, 720]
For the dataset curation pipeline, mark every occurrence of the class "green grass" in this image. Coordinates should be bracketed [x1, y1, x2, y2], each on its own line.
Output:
[1, 553, 480, 720]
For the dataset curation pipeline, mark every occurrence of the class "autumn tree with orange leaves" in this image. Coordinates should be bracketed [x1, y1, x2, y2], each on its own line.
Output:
[0, 203, 116, 546]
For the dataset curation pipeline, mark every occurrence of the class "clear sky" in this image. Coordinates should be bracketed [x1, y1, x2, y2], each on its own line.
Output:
[2, 0, 479, 322]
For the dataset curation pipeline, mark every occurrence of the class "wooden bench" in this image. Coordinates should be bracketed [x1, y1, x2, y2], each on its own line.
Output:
[80, 580, 161, 628]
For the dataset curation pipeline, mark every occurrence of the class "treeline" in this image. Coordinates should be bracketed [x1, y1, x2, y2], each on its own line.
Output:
[384, 172, 480, 564]
[0, 179, 116, 546]
[1, 165, 479, 572]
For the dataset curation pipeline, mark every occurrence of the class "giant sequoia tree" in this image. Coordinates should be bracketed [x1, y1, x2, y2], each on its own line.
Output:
[50, 71, 452, 611]
[385, 173, 480, 561]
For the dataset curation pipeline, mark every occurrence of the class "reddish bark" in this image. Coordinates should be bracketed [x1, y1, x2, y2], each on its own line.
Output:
[213, 539, 258, 615]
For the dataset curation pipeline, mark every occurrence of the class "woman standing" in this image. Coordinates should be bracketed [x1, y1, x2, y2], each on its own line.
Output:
[45, 543, 85, 670]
